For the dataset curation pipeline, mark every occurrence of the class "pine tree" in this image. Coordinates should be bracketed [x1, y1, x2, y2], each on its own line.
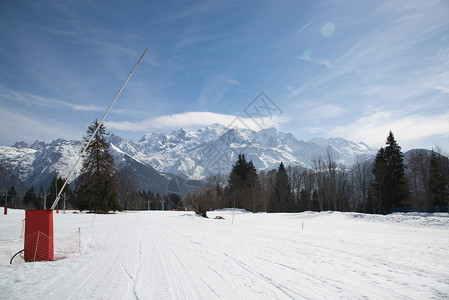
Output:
[75, 120, 120, 212]
[39, 187, 45, 208]
[23, 186, 39, 209]
[372, 131, 408, 213]
[224, 154, 249, 208]
[371, 147, 386, 213]
[155, 193, 162, 210]
[384, 131, 408, 211]
[245, 160, 263, 212]
[224, 154, 262, 212]
[7, 186, 19, 209]
[270, 162, 294, 212]
[147, 189, 157, 210]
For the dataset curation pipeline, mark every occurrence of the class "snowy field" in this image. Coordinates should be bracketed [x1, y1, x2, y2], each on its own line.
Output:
[1, 208, 449, 299]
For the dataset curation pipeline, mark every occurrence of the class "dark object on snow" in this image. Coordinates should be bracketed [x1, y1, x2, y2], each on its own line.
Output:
[214, 216, 225, 220]
[10, 249, 24, 264]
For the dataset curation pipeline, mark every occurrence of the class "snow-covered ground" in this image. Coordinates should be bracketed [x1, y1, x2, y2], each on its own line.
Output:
[1, 208, 448, 299]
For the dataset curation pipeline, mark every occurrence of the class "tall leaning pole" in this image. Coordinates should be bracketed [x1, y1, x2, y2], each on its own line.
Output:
[51, 48, 148, 210]
[23, 49, 148, 262]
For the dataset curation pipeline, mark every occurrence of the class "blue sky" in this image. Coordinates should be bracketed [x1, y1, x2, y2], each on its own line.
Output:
[1, 0, 448, 151]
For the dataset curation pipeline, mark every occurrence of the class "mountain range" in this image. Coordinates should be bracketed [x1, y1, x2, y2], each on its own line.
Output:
[0, 124, 377, 196]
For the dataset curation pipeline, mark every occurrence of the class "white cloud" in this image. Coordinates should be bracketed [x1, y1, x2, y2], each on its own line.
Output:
[105, 111, 286, 132]
[433, 86, 449, 94]
[328, 109, 449, 150]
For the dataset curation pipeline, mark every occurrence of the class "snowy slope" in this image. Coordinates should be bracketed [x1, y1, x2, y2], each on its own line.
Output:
[1, 209, 448, 299]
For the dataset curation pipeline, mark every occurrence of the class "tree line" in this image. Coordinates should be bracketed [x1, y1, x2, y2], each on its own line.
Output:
[188, 131, 449, 216]
[2, 177, 73, 210]
[2, 125, 448, 215]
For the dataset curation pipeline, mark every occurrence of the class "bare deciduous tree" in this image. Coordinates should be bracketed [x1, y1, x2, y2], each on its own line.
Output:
[116, 167, 140, 210]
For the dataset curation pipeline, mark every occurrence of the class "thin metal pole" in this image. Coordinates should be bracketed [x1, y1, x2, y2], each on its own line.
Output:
[3, 192, 7, 215]
[55, 177, 58, 210]
[51, 48, 148, 210]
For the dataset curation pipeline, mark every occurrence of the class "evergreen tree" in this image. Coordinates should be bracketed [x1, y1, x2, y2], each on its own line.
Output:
[7, 186, 19, 209]
[75, 120, 120, 212]
[384, 131, 408, 211]
[39, 187, 45, 208]
[224, 154, 249, 208]
[223, 154, 262, 212]
[139, 190, 149, 210]
[245, 160, 263, 212]
[155, 193, 162, 210]
[147, 189, 157, 210]
[166, 193, 182, 210]
[270, 162, 294, 212]
[23, 186, 38, 209]
[372, 131, 408, 213]
[371, 147, 386, 213]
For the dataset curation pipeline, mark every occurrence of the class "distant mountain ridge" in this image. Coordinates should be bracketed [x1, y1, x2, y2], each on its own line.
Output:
[0, 124, 377, 195]
[108, 124, 377, 179]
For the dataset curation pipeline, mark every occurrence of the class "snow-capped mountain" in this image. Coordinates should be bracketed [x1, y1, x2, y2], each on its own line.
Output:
[0, 139, 84, 194]
[0, 124, 377, 194]
[110, 124, 377, 179]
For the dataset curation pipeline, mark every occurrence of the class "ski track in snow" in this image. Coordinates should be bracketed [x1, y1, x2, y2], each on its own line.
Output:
[1, 209, 449, 299]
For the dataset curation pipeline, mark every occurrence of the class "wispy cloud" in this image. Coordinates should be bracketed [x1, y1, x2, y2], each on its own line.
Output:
[286, 0, 449, 151]
[290, 1, 449, 100]
[0, 105, 82, 144]
[196, 73, 241, 106]
[433, 86, 449, 94]
[152, 1, 237, 23]
[296, 20, 312, 35]
[1, 89, 104, 112]
[295, 55, 332, 68]
[173, 31, 231, 50]
[308, 104, 345, 120]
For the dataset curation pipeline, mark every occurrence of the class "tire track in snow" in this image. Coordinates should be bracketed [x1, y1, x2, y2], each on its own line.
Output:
[60, 229, 126, 300]
[222, 252, 308, 299]
[121, 232, 144, 299]
[148, 229, 180, 299]
[286, 236, 444, 298]
[277, 236, 423, 299]
[163, 214, 429, 299]
[161, 216, 312, 298]
[157, 228, 222, 299]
